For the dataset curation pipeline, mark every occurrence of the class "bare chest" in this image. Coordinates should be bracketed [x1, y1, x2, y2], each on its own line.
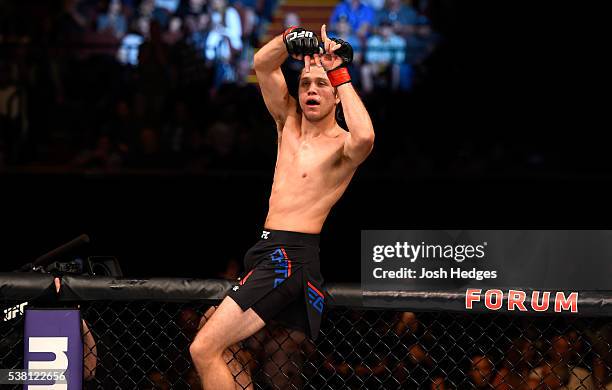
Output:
[276, 132, 344, 181]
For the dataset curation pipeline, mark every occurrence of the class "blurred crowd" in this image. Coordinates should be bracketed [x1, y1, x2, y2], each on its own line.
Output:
[328, 0, 437, 93]
[1, 0, 600, 177]
[317, 311, 612, 390]
[0, 0, 446, 174]
[0, 0, 279, 171]
[281, 0, 437, 95]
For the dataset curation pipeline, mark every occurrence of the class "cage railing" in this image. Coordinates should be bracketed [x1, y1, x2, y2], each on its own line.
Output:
[2, 273, 612, 389]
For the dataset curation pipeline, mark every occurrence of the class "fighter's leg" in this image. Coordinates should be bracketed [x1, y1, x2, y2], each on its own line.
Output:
[198, 306, 255, 390]
[190, 296, 265, 390]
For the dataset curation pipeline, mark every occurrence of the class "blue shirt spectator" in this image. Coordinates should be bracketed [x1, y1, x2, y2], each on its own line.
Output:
[155, 0, 181, 13]
[330, 0, 375, 38]
[365, 32, 405, 65]
[333, 17, 363, 63]
[375, 0, 418, 36]
[362, 0, 385, 11]
[97, 0, 128, 39]
[361, 21, 406, 93]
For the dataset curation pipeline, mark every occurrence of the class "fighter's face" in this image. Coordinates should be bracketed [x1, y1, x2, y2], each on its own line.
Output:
[298, 66, 339, 123]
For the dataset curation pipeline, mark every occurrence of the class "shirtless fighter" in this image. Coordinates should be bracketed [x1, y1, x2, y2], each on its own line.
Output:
[189, 24, 375, 389]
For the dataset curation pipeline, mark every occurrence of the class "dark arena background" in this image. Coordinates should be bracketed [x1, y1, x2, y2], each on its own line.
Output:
[1, 0, 610, 389]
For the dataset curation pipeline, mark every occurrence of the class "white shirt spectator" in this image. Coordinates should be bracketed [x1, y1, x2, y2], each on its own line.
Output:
[205, 6, 242, 61]
[117, 33, 144, 65]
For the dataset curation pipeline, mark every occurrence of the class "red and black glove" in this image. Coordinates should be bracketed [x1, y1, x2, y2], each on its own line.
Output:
[326, 37, 354, 88]
[283, 26, 321, 57]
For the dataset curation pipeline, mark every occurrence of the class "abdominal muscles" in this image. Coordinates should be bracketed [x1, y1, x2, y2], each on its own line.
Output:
[265, 168, 353, 234]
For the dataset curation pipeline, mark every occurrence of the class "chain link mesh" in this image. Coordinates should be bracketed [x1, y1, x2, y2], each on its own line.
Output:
[2, 299, 611, 389]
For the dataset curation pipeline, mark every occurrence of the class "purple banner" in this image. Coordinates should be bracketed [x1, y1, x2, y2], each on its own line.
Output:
[23, 309, 82, 390]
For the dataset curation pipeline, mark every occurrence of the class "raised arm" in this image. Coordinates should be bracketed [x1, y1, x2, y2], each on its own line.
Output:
[337, 83, 375, 164]
[254, 27, 321, 133]
[253, 35, 292, 131]
[317, 25, 374, 165]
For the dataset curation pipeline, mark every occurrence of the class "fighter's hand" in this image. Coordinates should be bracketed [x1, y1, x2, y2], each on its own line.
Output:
[316, 24, 354, 87]
[283, 26, 321, 73]
[315, 24, 353, 71]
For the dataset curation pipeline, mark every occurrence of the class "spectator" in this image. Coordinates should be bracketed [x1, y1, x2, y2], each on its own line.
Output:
[361, 20, 406, 93]
[117, 18, 148, 65]
[393, 311, 418, 335]
[178, 0, 209, 18]
[332, 16, 363, 87]
[528, 334, 596, 390]
[72, 134, 123, 170]
[329, 0, 376, 39]
[593, 356, 612, 389]
[188, 12, 211, 59]
[283, 11, 300, 29]
[163, 16, 184, 45]
[468, 355, 494, 388]
[492, 337, 536, 390]
[205, 0, 243, 87]
[375, 0, 418, 36]
[97, 0, 128, 39]
[152, 3, 175, 29]
[362, 0, 386, 11]
[261, 325, 306, 389]
[333, 16, 363, 64]
[230, 0, 258, 42]
[137, 0, 155, 20]
[155, 0, 181, 14]
[206, 0, 242, 61]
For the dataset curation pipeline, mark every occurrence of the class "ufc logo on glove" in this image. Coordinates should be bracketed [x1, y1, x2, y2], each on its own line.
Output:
[286, 30, 313, 41]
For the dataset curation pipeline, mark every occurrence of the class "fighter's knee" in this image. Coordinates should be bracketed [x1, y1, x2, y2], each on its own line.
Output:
[189, 336, 216, 363]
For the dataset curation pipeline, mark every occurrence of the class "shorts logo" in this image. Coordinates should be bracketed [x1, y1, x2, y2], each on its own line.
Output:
[307, 281, 324, 315]
[261, 231, 270, 239]
[232, 285, 239, 291]
[270, 247, 292, 288]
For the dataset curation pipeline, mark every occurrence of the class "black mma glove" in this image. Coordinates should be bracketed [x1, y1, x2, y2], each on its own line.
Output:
[326, 37, 354, 87]
[283, 26, 321, 57]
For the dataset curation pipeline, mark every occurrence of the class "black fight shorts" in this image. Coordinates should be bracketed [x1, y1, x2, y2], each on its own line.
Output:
[227, 229, 325, 340]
